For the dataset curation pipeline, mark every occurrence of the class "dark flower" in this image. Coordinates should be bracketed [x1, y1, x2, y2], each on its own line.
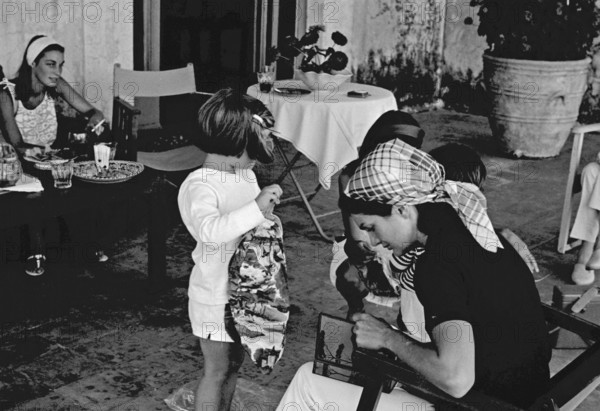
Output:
[278, 35, 301, 59]
[331, 31, 348, 46]
[299, 25, 324, 46]
[268, 26, 348, 73]
[327, 51, 349, 71]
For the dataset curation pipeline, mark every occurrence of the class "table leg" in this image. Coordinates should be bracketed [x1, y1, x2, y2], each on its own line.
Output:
[274, 139, 335, 243]
[148, 176, 167, 287]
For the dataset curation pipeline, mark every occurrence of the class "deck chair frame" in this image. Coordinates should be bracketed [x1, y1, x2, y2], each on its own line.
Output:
[558, 124, 600, 253]
[352, 303, 600, 411]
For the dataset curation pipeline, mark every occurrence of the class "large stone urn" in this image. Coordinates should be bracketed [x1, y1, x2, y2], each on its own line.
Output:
[483, 53, 591, 158]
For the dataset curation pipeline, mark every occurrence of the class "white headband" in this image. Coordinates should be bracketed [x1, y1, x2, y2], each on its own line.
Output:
[26, 36, 62, 66]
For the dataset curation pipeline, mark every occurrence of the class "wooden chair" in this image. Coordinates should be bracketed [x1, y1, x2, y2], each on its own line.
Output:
[111, 64, 212, 283]
[112, 63, 211, 172]
[557, 124, 600, 253]
[352, 303, 600, 411]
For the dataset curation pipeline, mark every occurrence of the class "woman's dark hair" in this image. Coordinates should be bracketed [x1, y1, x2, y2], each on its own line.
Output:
[339, 194, 456, 238]
[12, 35, 64, 101]
[196, 88, 275, 163]
[338, 194, 392, 217]
[428, 143, 487, 188]
[358, 110, 424, 159]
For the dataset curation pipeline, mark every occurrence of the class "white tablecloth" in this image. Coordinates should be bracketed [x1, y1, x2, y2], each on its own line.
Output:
[247, 80, 398, 189]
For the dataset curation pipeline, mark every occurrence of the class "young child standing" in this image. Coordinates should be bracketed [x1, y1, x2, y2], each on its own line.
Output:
[177, 89, 282, 411]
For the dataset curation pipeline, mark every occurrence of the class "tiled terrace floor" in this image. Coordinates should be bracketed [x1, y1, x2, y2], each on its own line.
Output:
[1, 109, 600, 410]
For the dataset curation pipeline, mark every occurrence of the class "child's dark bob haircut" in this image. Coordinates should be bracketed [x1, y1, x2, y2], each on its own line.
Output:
[196, 88, 275, 163]
[428, 143, 487, 188]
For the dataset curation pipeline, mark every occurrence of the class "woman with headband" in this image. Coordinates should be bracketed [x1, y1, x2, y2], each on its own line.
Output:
[0, 35, 107, 276]
[0, 34, 104, 152]
[277, 140, 550, 410]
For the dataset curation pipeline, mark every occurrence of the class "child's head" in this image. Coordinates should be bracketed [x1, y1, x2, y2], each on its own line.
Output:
[428, 143, 487, 188]
[196, 88, 275, 163]
[358, 110, 424, 160]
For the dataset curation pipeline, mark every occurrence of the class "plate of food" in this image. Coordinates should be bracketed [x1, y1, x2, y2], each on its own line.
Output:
[73, 160, 144, 184]
[23, 148, 73, 170]
[274, 87, 311, 96]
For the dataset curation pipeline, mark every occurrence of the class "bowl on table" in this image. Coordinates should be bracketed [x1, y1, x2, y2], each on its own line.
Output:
[294, 69, 352, 91]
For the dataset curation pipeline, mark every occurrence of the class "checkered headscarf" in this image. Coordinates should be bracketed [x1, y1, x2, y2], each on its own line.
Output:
[345, 139, 502, 252]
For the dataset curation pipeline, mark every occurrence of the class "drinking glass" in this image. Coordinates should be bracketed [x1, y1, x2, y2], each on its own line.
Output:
[257, 66, 276, 93]
[51, 160, 73, 189]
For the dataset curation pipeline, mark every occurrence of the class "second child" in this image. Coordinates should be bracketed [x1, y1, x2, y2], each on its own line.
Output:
[178, 89, 282, 411]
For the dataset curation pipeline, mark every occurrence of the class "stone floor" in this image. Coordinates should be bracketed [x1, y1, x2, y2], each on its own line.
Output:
[1, 109, 600, 410]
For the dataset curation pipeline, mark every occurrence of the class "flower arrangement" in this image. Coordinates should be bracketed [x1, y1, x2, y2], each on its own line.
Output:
[466, 0, 600, 61]
[267, 25, 349, 73]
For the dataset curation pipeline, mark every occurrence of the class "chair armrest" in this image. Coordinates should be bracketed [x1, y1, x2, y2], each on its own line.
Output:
[352, 348, 522, 411]
[114, 96, 141, 116]
[572, 123, 600, 134]
[542, 303, 600, 341]
[112, 97, 142, 161]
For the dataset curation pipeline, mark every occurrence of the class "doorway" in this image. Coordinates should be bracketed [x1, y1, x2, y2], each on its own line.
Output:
[158, 0, 298, 93]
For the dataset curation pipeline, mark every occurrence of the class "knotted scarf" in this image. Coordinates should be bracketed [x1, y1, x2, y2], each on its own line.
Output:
[345, 139, 502, 252]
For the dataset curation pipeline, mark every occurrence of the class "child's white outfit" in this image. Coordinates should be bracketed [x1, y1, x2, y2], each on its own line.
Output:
[178, 167, 265, 342]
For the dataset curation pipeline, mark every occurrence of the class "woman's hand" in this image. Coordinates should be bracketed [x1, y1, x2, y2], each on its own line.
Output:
[85, 110, 105, 135]
[256, 184, 283, 216]
[351, 313, 395, 351]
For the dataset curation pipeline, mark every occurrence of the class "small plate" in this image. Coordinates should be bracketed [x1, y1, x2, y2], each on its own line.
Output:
[274, 87, 311, 96]
[73, 160, 144, 184]
[24, 149, 73, 170]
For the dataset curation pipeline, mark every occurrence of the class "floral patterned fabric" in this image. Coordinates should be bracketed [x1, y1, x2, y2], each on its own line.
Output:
[228, 214, 290, 373]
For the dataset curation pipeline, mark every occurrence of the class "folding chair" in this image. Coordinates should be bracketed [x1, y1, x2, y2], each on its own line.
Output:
[111, 63, 212, 282]
[558, 124, 600, 253]
[353, 302, 600, 411]
[112, 63, 211, 170]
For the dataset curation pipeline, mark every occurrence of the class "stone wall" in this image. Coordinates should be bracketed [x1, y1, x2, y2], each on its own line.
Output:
[299, 0, 488, 109]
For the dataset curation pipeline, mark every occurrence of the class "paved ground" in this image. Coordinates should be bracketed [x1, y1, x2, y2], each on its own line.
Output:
[1, 109, 600, 410]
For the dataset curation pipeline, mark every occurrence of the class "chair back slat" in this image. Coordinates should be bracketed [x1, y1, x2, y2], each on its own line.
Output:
[113, 63, 196, 105]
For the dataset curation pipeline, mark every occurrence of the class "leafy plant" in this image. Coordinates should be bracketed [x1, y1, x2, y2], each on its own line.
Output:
[467, 0, 600, 60]
[267, 25, 349, 73]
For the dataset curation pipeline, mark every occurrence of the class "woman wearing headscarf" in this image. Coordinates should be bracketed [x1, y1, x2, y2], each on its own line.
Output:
[277, 140, 550, 410]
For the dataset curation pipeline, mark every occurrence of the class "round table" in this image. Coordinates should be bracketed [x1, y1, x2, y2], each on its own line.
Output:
[247, 80, 398, 189]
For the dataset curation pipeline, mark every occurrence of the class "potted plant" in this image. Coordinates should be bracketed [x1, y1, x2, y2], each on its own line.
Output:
[467, 0, 600, 157]
[267, 25, 351, 90]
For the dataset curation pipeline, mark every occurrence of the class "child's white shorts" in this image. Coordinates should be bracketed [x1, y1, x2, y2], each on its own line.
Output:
[188, 300, 237, 343]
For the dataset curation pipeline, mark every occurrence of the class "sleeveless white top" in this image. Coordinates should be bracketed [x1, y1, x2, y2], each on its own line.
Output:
[3, 80, 57, 147]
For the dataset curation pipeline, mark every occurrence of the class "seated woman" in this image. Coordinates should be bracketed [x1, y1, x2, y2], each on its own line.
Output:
[0, 35, 106, 275]
[332, 111, 425, 322]
[571, 158, 600, 285]
[278, 140, 550, 410]
[332, 114, 539, 340]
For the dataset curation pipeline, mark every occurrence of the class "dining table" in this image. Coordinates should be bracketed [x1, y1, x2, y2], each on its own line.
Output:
[0, 159, 168, 287]
[247, 79, 398, 241]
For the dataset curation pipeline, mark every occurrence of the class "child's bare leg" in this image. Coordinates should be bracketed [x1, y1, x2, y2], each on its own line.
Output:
[196, 338, 245, 411]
